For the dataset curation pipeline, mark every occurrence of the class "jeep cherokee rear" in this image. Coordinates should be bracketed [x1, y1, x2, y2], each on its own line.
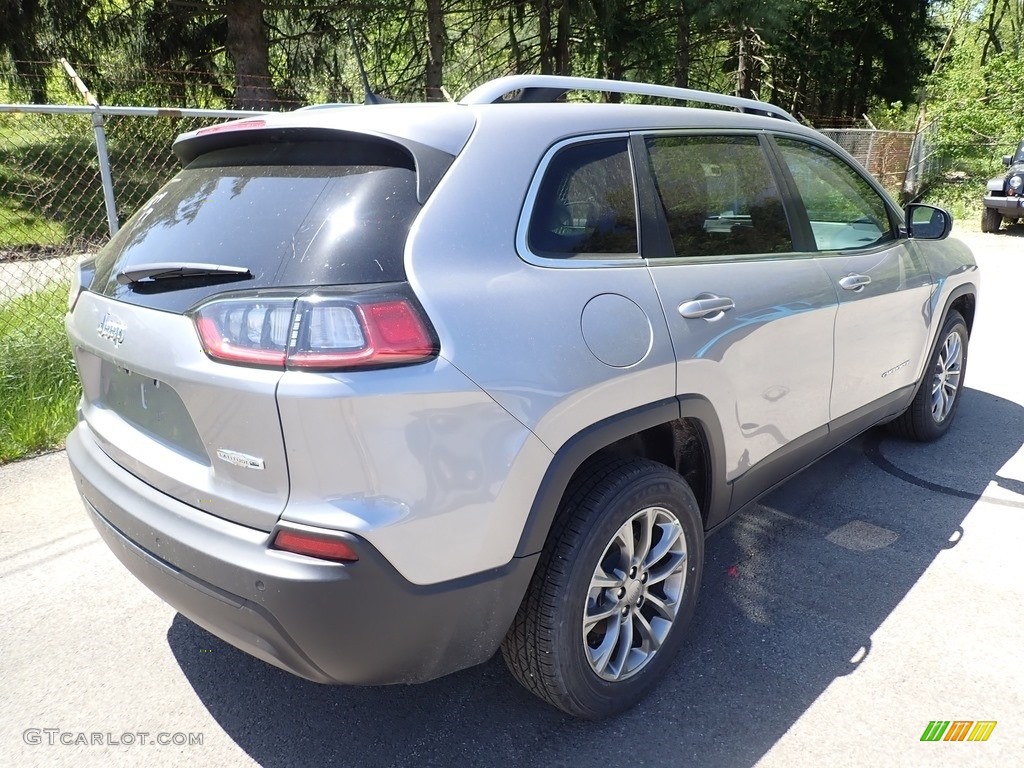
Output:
[66, 75, 978, 719]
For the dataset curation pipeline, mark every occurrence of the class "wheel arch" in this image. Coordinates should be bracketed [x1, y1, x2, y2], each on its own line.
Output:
[904, 282, 977, 407]
[513, 396, 729, 558]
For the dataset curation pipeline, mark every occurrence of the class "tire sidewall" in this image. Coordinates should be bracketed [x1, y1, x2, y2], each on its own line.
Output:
[553, 467, 704, 717]
[923, 313, 969, 437]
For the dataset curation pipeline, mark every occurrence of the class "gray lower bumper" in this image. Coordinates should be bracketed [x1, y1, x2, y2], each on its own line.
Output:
[66, 424, 538, 685]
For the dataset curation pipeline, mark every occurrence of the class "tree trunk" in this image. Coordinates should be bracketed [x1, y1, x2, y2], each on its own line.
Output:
[537, 0, 553, 74]
[555, 0, 571, 74]
[674, 1, 690, 89]
[426, 0, 445, 100]
[508, 7, 524, 72]
[225, 0, 278, 109]
[736, 28, 750, 98]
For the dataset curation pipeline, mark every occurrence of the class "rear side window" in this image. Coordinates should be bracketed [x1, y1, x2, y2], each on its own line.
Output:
[645, 135, 793, 259]
[527, 138, 638, 258]
[90, 140, 423, 312]
[774, 138, 894, 251]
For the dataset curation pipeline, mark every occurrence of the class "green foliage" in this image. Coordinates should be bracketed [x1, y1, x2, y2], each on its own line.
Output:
[0, 282, 80, 463]
[0, 0, 948, 117]
[921, 1, 1024, 207]
[922, 178, 982, 228]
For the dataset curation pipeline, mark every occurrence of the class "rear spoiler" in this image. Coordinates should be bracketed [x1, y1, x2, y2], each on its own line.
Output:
[172, 123, 455, 205]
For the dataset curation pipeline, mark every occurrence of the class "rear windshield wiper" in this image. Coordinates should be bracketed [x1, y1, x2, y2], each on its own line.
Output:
[117, 262, 252, 286]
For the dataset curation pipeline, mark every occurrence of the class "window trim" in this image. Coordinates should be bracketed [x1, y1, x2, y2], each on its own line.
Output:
[764, 132, 905, 258]
[516, 133, 645, 269]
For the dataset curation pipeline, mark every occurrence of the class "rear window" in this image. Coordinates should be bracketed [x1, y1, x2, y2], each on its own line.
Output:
[90, 140, 422, 312]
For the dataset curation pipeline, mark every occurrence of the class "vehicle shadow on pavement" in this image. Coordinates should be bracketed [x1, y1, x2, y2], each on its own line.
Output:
[168, 387, 1023, 768]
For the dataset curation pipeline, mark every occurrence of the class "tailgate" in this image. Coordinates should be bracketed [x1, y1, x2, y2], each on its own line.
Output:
[67, 291, 288, 530]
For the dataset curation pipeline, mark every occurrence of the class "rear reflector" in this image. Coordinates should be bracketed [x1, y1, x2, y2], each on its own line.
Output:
[272, 529, 359, 562]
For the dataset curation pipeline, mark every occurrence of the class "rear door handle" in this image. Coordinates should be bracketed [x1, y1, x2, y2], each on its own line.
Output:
[678, 295, 735, 319]
[838, 274, 871, 291]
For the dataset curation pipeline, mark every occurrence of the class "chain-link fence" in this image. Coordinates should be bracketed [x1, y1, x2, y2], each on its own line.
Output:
[819, 128, 916, 198]
[0, 106, 263, 323]
[1, 58, 273, 335]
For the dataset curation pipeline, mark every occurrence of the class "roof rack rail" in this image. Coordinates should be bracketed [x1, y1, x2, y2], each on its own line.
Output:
[461, 75, 798, 124]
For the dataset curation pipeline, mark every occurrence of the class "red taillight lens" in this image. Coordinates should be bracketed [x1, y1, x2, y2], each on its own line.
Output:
[272, 529, 359, 562]
[288, 299, 435, 369]
[193, 298, 294, 368]
[191, 286, 437, 370]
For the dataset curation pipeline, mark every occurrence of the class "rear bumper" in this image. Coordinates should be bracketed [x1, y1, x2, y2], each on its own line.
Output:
[983, 194, 1024, 214]
[67, 424, 537, 685]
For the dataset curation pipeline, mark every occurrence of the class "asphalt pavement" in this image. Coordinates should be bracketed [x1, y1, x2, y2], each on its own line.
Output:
[1, 228, 1021, 768]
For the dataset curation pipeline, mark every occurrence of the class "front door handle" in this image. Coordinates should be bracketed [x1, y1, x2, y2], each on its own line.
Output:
[838, 274, 871, 291]
[678, 295, 735, 319]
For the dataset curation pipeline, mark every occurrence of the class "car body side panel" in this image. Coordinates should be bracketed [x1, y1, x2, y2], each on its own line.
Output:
[911, 236, 981, 346]
[404, 114, 677, 456]
[275, 358, 552, 585]
[647, 257, 839, 482]
[817, 242, 934, 419]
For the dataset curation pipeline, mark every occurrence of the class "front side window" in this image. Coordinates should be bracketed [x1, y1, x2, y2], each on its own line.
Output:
[774, 138, 894, 252]
[527, 138, 638, 258]
[645, 135, 794, 259]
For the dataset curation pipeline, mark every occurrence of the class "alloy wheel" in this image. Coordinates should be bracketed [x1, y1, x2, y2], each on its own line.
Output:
[582, 506, 687, 681]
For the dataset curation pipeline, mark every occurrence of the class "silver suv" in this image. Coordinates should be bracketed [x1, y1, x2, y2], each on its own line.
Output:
[65, 75, 979, 719]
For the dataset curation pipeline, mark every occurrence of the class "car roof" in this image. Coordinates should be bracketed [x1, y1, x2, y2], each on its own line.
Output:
[175, 75, 834, 159]
[176, 99, 828, 159]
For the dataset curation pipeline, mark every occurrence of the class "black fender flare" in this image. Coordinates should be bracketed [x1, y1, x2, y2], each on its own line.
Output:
[513, 395, 729, 558]
[908, 281, 977, 403]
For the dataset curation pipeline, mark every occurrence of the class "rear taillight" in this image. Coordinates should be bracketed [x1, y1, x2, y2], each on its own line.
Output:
[271, 529, 359, 562]
[191, 286, 438, 371]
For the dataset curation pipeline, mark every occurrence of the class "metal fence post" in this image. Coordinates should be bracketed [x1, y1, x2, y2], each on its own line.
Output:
[60, 58, 119, 237]
[90, 111, 119, 236]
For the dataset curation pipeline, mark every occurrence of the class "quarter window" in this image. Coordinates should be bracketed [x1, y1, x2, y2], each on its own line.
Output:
[527, 139, 638, 258]
[645, 135, 793, 259]
[774, 138, 894, 251]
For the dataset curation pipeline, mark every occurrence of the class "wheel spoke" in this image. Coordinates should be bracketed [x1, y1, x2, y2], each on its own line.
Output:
[644, 592, 675, 621]
[644, 523, 682, 569]
[584, 600, 621, 632]
[945, 334, 962, 369]
[615, 522, 635, 565]
[605, 616, 634, 679]
[634, 611, 661, 653]
[633, 508, 655, 568]
[589, 566, 622, 590]
[646, 551, 686, 586]
[589, 624, 619, 675]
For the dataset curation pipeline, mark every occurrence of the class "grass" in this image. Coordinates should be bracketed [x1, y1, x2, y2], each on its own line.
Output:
[0, 191, 67, 246]
[0, 282, 80, 463]
[923, 179, 985, 231]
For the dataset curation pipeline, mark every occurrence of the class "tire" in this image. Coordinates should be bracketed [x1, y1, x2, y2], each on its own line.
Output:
[981, 206, 1002, 233]
[501, 456, 703, 719]
[888, 310, 968, 442]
